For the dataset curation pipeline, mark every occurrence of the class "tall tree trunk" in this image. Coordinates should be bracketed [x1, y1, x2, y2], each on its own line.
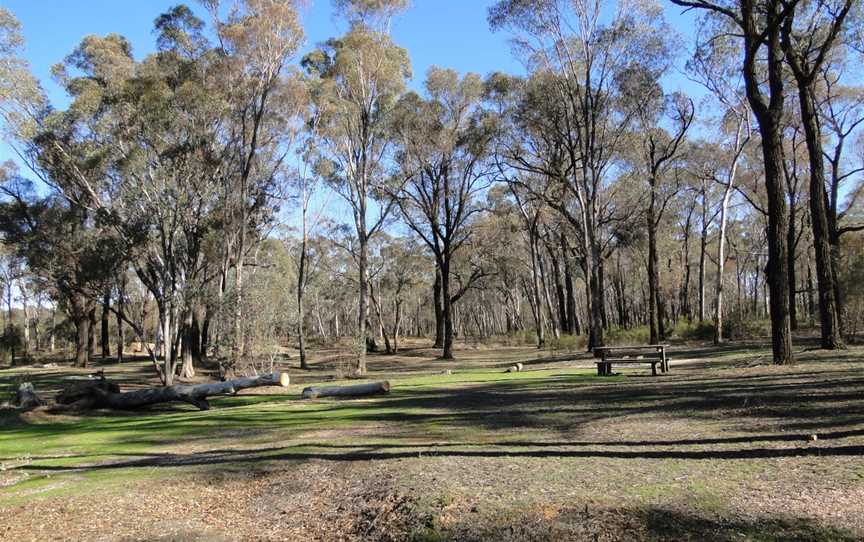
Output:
[433, 270, 444, 348]
[357, 229, 369, 372]
[180, 308, 196, 380]
[87, 305, 96, 361]
[441, 261, 455, 359]
[758, 128, 794, 363]
[788, 205, 798, 331]
[101, 291, 111, 358]
[73, 306, 89, 368]
[562, 236, 577, 334]
[739, 1, 794, 364]
[647, 187, 660, 345]
[549, 248, 568, 332]
[715, 120, 744, 344]
[538, 252, 560, 341]
[797, 84, 844, 348]
[116, 273, 126, 363]
[527, 232, 546, 347]
[297, 229, 309, 370]
[807, 252, 816, 325]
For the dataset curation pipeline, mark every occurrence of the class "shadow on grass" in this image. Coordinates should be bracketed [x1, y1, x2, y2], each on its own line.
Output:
[408, 505, 862, 542]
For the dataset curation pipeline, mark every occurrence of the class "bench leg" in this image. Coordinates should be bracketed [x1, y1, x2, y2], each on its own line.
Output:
[651, 362, 657, 376]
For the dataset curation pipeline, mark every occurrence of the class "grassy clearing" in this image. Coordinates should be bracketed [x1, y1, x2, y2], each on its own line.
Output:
[1, 342, 863, 540]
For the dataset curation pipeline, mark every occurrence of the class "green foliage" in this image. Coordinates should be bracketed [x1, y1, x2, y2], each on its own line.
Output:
[0, 324, 22, 357]
[605, 325, 650, 345]
[722, 315, 770, 340]
[673, 319, 715, 341]
[546, 333, 586, 353]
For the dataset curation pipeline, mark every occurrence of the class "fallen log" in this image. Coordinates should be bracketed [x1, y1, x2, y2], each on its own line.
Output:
[301, 381, 390, 400]
[53, 372, 290, 411]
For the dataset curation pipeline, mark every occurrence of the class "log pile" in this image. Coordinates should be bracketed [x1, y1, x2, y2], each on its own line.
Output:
[52, 372, 290, 411]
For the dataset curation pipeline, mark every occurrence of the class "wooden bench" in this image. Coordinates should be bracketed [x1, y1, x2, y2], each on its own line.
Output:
[592, 344, 670, 376]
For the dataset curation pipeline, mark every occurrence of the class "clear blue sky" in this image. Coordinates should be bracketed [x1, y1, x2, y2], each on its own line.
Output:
[0, 0, 702, 107]
[0, 0, 704, 176]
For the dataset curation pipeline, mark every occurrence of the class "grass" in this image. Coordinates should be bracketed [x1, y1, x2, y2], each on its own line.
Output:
[1, 341, 863, 540]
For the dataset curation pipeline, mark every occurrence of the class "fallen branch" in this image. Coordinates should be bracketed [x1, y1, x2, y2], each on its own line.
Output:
[53, 372, 290, 411]
[301, 381, 390, 400]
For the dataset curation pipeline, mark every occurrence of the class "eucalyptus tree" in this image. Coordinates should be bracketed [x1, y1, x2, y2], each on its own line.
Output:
[391, 68, 494, 359]
[819, 69, 864, 330]
[671, 0, 796, 364]
[291, 101, 329, 370]
[619, 66, 693, 344]
[686, 21, 752, 343]
[780, 0, 857, 349]
[204, 0, 306, 372]
[489, 0, 674, 349]
[28, 2, 304, 383]
[0, 7, 43, 143]
[0, 173, 123, 367]
[301, 5, 410, 372]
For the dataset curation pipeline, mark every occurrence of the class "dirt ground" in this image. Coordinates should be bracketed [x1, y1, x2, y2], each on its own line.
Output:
[1, 341, 863, 541]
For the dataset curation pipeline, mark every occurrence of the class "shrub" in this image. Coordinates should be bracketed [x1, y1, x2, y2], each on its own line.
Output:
[605, 325, 650, 345]
[722, 315, 770, 340]
[546, 333, 587, 354]
[673, 320, 715, 341]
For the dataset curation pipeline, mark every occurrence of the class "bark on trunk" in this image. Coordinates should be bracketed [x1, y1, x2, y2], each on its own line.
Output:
[55, 373, 290, 411]
[301, 380, 390, 399]
[798, 84, 844, 348]
[433, 270, 444, 348]
[101, 291, 111, 358]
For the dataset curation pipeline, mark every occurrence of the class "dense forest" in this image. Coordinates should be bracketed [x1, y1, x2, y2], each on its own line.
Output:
[1, 0, 863, 384]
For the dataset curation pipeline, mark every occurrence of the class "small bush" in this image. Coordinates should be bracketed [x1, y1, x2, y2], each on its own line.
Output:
[722, 316, 770, 340]
[546, 333, 586, 353]
[605, 325, 650, 345]
[673, 320, 716, 341]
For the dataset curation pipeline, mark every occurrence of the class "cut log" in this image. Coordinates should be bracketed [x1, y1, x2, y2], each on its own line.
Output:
[15, 383, 43, 409]
[57, 378, 120, 405]
[301, 381, 390, 399]
[53, 372, 290, 411]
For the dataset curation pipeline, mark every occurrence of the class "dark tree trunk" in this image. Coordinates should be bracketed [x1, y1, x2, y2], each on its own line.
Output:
[441, 262, 455, 360]
[87, 305, 97, 361]
[742, 1, 794, 364]
[433, 270, 444, 348]
[788, 204, 798, 331]
[100, 291, 110, 358]
[562, 247, 577, 334]
[699, 224, 707, 322]
[74, 316, 89, 368]
[758, 126, 794, 363]
[797, 85, 844, 348]
[647, 191, 661, 344]
[549, 249, 568, 332]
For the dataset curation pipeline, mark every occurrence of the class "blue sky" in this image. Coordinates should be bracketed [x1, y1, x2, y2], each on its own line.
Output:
[0, 0, 702, 109]
[0, 0, 706, 209]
